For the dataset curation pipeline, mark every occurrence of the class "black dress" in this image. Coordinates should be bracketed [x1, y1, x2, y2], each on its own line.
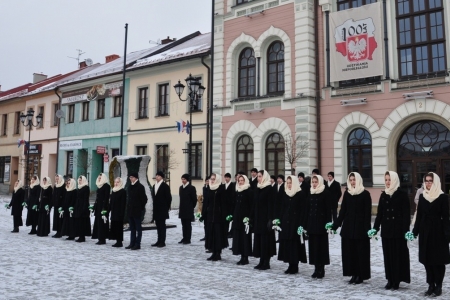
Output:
[37, 186, 53, 236]
[231, 188, 253, 257]
[373, 189, 411, 284]
[74, 186, 92, 237]
[306, 189, 332, 266]
[252, 185, 277, 259]
[109, 189, 127, 242]
[205, 185, 229, 252]
[52, 185, 66, 233]
[278, 191, 308, 264]
[61, 189, 77, 238]
[92, 184, 110, 241]
[333, 190, 372, 280]
[26, 184, 41, 228]
[9, 188, 25, 228]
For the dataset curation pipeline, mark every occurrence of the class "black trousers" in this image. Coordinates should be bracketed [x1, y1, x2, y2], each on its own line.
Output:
[181, 218, 192, 242]
[155, 220, 166, 244]
[425, 265, 446, 285]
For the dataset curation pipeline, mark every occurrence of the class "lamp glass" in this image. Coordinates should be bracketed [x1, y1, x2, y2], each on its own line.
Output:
[185, 74, 196, 88]
[198, 85, 206, 97]
[36, 114, 43, 125]
[173, 81, 185, 97]
[190, 81, 200, 93]
[20, 113, 26, 123]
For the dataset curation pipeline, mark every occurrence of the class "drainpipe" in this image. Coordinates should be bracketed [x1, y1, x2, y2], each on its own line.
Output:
[325, 10, 330, 87]
[383, 0, 390, 79]
[54, 87, 62, 174]
[315, 0, 322, 172]
[257, 57, 261, 97]
[201, 55, 211, 176]
[209, 0, 215, 175]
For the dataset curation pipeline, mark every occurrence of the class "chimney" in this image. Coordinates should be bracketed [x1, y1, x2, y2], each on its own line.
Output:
[105, 54, 120, 63]
[79, 61, 87, 69]
[161, 36, 176, 45]
[33, 73, 47, 84]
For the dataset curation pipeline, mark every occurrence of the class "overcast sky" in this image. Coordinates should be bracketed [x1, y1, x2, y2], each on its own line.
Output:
[0, 0, 212, 91]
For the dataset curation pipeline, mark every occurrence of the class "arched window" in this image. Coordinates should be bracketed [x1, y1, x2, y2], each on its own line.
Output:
[265, 133, 285, 176]
[347, 128, 372, 185]
[236, 135, 254, 176]
[267, 41, 285, 94]
[238, 48, 256, 97]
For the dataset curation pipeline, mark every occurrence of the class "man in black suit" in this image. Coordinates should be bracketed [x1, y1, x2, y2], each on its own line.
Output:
[200, 176, 210, 242]
[178, 174, 197, 244]
[326, 171, 342, 222]
[249, 168, 258, 190]
[298, 172, 310, 197]
[223, 173, 235, 238]
[151, 171, 172, 248]
[126, 173, 148, 250]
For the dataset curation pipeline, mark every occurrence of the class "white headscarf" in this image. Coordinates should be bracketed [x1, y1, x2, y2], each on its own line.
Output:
[209, 174, 222, 191]
[423, 172, 444, 202]
[55, 174, 65, 188]
[30, 176, 40, 189]
[347, 172, 365, 196]
[236, 175, 250, 193]
[310, 175, 326, 194]
[384, 171, 400, 196]
[77, 176, 88, 189]
[112, 177, 125, 192]
[257, 170, 272, 189]
[96, 173, 109, 189]
[66, 178, 76, 192]
[285, 175, 301, 197]
[14, 180, 23, 193]
[41, 176, 52, 190]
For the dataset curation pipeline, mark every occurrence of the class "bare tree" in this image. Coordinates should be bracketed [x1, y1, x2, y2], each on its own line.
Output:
[75, 149, 93, 178]
[154, 146, 180, 173]
[284, 133, 310, 175]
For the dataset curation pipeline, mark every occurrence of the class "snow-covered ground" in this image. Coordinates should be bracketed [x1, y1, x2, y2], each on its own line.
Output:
[0, 194, 446, 299]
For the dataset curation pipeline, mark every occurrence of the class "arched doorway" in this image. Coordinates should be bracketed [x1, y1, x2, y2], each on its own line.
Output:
[397, 121, 450, 213]
[265, 132, 285, 176]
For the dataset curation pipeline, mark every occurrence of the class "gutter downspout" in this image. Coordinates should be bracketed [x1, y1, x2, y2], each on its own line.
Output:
[209, 0, 215, 175]
[54, 87, 62, 174]
[315, 0, 322, 172]
[383, 0, 390, 79]
[201, 55, 211, 176]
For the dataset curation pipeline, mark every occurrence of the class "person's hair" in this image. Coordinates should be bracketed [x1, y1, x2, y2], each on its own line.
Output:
[385, 171, 390, 176]
[32, 175, 38, 180]
[270, 175, 276, 180]
[251, 168, 258, 173]
[312, 175, 319, 182]
[349, 173, 355, 179]
[297, 172, 305, 178]
[224, 173, 231, 178]
[238, 175, 245, 181]
[286, 177, 292, 183]
[425, 173, 434, 181]
[210, 173, 217, 178]
[328, 171, 334, 178]
[258, 170, 265, 176]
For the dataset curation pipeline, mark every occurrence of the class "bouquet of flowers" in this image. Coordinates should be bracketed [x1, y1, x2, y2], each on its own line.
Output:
[297, 226, 307, 244]
[101, 210, 108, 223]
[272, 219, 282, 232]
[325, 222, 336, 238]
[367, 229, 378, 241]
[58, 207, 63, 218]
[69, 206, 74, 217]
[5, 204, 10, 210]
[243, 217, 250, 234]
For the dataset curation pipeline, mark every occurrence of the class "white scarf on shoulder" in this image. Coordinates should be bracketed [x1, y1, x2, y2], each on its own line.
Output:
[423, 172, 444, 202]
[236, 175, 250, 192]
[310, 175, 326, 194]
[384, 171, 400, 196]
[285, 175, 301, 197]
[209, 174, 222, 191]
[257, 170, 272, 189]
[346, 172, 365, 196]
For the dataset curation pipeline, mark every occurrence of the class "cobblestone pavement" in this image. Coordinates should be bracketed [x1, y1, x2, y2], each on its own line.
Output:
[0, 196, 448, 299]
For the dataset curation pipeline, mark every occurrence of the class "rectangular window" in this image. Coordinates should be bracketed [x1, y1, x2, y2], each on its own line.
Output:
[68, 105, 75, 123]
[111, 148, 120, 157]
[14, 112, 20, 134]
[97, 99, 105, 119]
[337, 0, 377, 11]
[189, 143, 202, 179]
[138, 87, 148, 119]
[136, 146, 147, 155]
[236, 0, 248, 5]
[37, 106, 44, 128]
[82, 102, 89, 121]
[156, 144, 169, 174]
[0, 157, 4, 183]
[52, 103, 60, 126]
[113, 96, 122, 117]
[66, 151, 73, 178]
[158, 84, 169, 116]
[1, 114, 7, 136]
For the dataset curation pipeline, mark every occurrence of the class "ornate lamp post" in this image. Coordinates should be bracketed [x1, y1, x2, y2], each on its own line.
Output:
[20, 108, 42, 200]
[174, 74, 206, 179]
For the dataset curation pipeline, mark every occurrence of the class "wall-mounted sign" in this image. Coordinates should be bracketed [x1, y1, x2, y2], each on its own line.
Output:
[103, 154, 109, 162]
[59, 140, 83, 150]
[96, 146, 106, 154]
[24, 144, 42, 155]
[62, 81, 123, 105]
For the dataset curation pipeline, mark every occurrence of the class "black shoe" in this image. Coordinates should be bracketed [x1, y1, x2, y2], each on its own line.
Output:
[237, 258, 243, 265]
[131, 245, 141, 250]
[76, 238, 85, 243]
[212, 253, 221, 261]
[259, 260, 270, 270]
[284, 266, 292, 274]
[316, 266, 325, 279]
[28, 231, 37, 235]
[350, 276, 357, 284]
[433, 284, 442, 296]
[384, 280, 392, 289]
[66, 237, 75, 240]
[112, 242, 123, 248]
[178, 239, 184, 244]
[425, 284, 435, 296]
[52, 234, 62, 238]
[240, 257, 249, 265]
[354, 276, 363, 284]
[96, 240, 106, 245]
[289, 265, 299, 274]
[200, 237, 206, 241]
[125, 244, 134, 249]
[254, 259, 263, 270]
[157, 243, 166, 248]
[182, 241, 191, 244]
[205, 249, 212, 253]
[392, 282, 399, 290]
[151, 242, 160, 247]
[207, 253, 215, 261]
[11, 227, 19, 233]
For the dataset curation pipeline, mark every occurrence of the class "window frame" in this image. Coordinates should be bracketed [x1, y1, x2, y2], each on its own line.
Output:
[136, 145, 147, 155]
[52, 103, 60, 127]
[238, 47, 256, 98]
[0, 157, 5, 183]
[267, 41, 285, 95]
[337, 0, 377, 11]
[156, 144, 169, 174]
[113, 96, 122, 117]
[37, 106, 44, 128]
[235, 135, 254, 177]
[138, 87, 148, 119]
[1, 114, 7, 136]
[14, 111, 20, 134]
[265, 132, 285, 177]
[157, 83, 170, 116]
[189, 143, 202, 179]
[81, 102, 89, 122]
[68, 105, 75, 124]
[347, 128, 373, 186]
[97, 99, 105, 119]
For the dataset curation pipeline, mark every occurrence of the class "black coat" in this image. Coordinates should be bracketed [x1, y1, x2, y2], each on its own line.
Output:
[179, 184, 197, 219]
[26, 184, 41, 226]
[412, 194, 450, 265]
[94, 184, 110, 217]
[274, 183, 285, 217]
[201, 185, 209, 220]
[373, 189, 410, 238]
[249, 177, 258, 190]
[305, 189, 332, 235]
[333, 190, 372, 239]
[205, 185, 229, 224]
[110, 189, 127, 222]
[231, 188, 253, 230]
[74, 186, 90, 218]
[279, 191, 307, 240]
[39, 187, 53, 213]
[300, 181, 311, 197]
[223, 182, 236, 215]
[326, 180, 342, 209]
[152, 181, 172, 220]
[52, 185, 66, 226]
[251, 185, 276, 234]
[127, 180, 148, 219]
[9, 188, 25, 217]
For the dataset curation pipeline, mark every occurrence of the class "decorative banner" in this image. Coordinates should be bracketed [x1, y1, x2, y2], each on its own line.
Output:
[62, 81, 123, 105]
[329, 2, 383, 82]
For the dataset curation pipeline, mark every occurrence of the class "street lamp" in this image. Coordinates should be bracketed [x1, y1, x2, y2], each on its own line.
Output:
[174, 74, 205, 180]
[20, 108, 42, 201]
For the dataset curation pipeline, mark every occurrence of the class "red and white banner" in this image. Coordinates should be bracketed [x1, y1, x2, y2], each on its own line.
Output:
[329, 2, 383, 82]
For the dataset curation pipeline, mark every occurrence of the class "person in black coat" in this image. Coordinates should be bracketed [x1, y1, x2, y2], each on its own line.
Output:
[74, 176, 91, 243]
[326, 171, 342, 222]
[26, 175, 41, 234]
[249, 168, 258, 191]
[231, 175, 253, 265]
[298, 172, 310, 198]
[126, 173, 148, 250]
[109, 177, 127, 247]
[52, 174, 66, 238]
[306, 174, 332, 279]
[275, 174, 285, 220]
[277, 175, 308, 274]
[61, 178, 77, 240]
[7, 180, 25, 232]
[151, 171, 172, 248]
[412, 172, 450, 297]
[200, 176, 210, 242]
[223, 173, 235, 238]
[92, 173, 110, 245]
[37, 177, 53, 237]
[178, 173, 197, 244]
[252, 170, 277, 270]
[373, 171, 410, 290]
[333, 172, 372, 284]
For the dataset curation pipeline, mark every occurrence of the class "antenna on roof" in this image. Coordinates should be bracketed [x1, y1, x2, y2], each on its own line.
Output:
[149, 39, 161, 45]
[68, 49, 86, 66]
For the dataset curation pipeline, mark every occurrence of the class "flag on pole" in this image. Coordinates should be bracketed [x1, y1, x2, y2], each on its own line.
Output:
[17, 139, 26, 148]
[186, 121, 191, 135]
[176, 120, 182, 133]
[176, 120, 187, 133]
